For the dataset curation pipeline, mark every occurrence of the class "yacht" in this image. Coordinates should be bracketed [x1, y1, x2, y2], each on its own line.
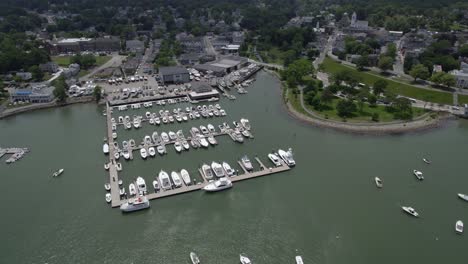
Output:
[268, 153, 281, 167]
[169, 131, 177, 140]
[456, 220, 464, 234]
[174, 142, 183, 153]
[202, 164, 214, 180]
[123, 150, 130, 160]
[241, 129, 253, 138]
[159, 170, 172, 190]
[152, 180, 160, 192]
[240, 254, 251, 264]
[103, 143, 109, 154]
[136, 176, 147, 194]
[402, 206, 419, 217]
[222, 162, 235, 176]
[375, 177, 383, 188]
[207, 124, 215, 133]
[140, 148, 148, 159]
[199, 136, 209, 148]
[161, 132, 170, 143]
[129, 183, 137, 196]
[241, 156, 253, 171]
[157, 145, 166, 155]
[458, 193, 468, 202]
[52, 168, 64, 177]
[211, 162, 225, 178]
[278, 148, 295, 166]
[182, 140, 190, 150]
[200, 125, 209, 134]
[295, 256, 304, 264]
[105, 193, 111, 203]
[171, 171, 183, 188]
[413, 170, 424, 180]
[180, 169, 191, 185]
[207, 136, 217, 145]
[176, 130, 185, 139]
[104, 183, 111, 191]
[148, 147, 156, 157]
[120, 196, 150, 213]
[203, 177, 233, 192]
[190, 252, 200, 264]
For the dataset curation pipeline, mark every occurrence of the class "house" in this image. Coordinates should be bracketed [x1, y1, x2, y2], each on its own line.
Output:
[178, 53, 202, 65]
[39, 62, 59, 73]
[179, 36, 205, 53]
[158, 66, 190, 84]
[9, 83, 54, 103]
[350, 12, 369, 30]
[450, 62, 468, 88]
[126, 40, 145, 54]
[62, 63, 80, 78]
[16, 72, 32, 81]
[122, 56, 141, 75]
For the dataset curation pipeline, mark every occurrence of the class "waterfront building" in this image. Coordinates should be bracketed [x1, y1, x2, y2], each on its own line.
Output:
[9, 84, 54, 103]
[48, 36, 121, 55]
[158, 66, 190, 84]
[450, 62, 468, 89]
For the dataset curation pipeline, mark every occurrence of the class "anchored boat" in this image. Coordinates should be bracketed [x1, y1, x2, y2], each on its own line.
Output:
[203, 177, 232, 192]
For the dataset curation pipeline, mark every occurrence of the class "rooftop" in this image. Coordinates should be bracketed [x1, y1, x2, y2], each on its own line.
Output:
[159, 66, 189, 75]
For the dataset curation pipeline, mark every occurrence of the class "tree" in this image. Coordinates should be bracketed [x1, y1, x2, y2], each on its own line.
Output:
[441, 73, 455, 88]
[460, 44, 468, 58]
[52, 75, 68, 102]
[320, 89, 334, 105]
[378, 56, 394, 72]
[28, 65, 44, 81]
[409, 64, 430, 81]
[373, 80, 388, 95]
[368, 94, 377, 107]
[392, 97, 413, 120]
[356, 55, 369, 71]
[429, 72, 444, 86]
[93, 85, 103, 101]
[371, 113, 380, 122]
[336, 99, 357, 118]
[282, 58, 313, 86]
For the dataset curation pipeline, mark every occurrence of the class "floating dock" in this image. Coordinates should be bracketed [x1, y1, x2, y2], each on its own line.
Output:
[0, 147, 29, 164]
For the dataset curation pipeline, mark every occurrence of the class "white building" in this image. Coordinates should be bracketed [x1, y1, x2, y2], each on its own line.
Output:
[450, 62, 468, 89]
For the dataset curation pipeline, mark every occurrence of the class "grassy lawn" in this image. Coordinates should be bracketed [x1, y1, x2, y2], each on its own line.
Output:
[261, 47, 286, 66]
[321, 57, 454, 105]
[52, 55, 111, 67]
[459, 94, 468, 105]
[78, 70, 90, 78]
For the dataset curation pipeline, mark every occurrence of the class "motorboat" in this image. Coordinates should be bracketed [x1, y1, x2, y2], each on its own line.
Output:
[140, 148, 148, 159]
[207, 124, 215, 133]
[182, 140, 190, 150]
[151, 132, 159, 143]
[203, 177, 233, 192]
[241, 155, 253, 171]
[241, 130, 253, 138]
[157, 145, 166, 155]
[174, 142, 183, 153]
[112, 132, 117, 139]
[202, 164, 214, 179]
[104, 183, 111, 191]
[149, 118, 155, 125]
[103, 143, 109, 154]
[123, 150, 130, 160]
[234, 130, 244, 143]
[105, 193, 112, 203]
[176, 130, 185, 139]
[114, 152, 120, 160]
[162, 117, 168, 124]
[122, 141, 129, 149]
[169, 131, 177, 140]
[180, 169, 191, 185]
[125, 122, 132, 129]
[155, 117, 161, 125]
[211, 161, 225, 178]
[120, 196, 150, 213]
[104, 163, 110, 170]
[136, 176, 147, 194]
[116, 163, 122, 171]
[144, 135, 152, 145]
[171, 171, 183, 188]
[148, 147, 156, 157]
[168, 116, 175, 123]
[278, 148, 295, 166]
[220, 109, 226, 116]
[129, 183, 137, 196]
[423, 158, 431, 164]
[129, 139, 136, 147]
[176, 115, 182, 122]
[402, 206, 419, 217]
[200, 125, 209, 134]
[222, 162, 235, 176]
[295, 256, 304, 264]
[457, 193, 468, 202]
[240, 254, 251, 264]
[182, 115, 188, 121]
[190, 252, 200, 264]
[199, 136, 209, 148]
[158, 170, 172, 190]
[52, 168, 64, 177]
[413, 170, 424, 180]
[118, 179, 123, 186]
[190, 139, 199, 149]
[268, 153, 281, 167]
[133, 118, 141, 128]
[145, 111, 151, 118]
[161, 132, 170, 143]
[191, 127, 201, 136]
[152, 180, 159, 191]
[375, 177, 383, 188]
[456, 220, 464, 234]
[240, 118, 251, 130]
[233, 121, 240, 128]
[119, 187, 125, 196]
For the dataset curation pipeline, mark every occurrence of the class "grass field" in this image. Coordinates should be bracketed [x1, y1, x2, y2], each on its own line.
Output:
[321, 57, 454, 105]
[459, 94, 468, 105]
[52, 55, 112, 67]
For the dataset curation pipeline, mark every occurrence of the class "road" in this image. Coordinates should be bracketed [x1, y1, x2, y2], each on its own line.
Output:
[80, 54, 125, 81]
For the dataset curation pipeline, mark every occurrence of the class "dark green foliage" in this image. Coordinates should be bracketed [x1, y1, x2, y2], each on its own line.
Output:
[336, 99, 357, 118]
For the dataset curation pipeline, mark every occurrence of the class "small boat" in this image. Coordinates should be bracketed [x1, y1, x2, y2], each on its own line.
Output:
[129, 139, 136, 147]
[233, 121, 240, 128]
[104, 163, 110, 170]
[207, 135, 217, 145]
[157, 145, 166, 155]
[140, 148, 148, 159]
[105, 193, 111, 203]
[240, 118, 251, 130]
[119, 187, 125, 196]
[152, 132, 159, 143]
[180, 169, 191, 185]
[296, 256, 304, 264]
[190, 252, 200, 264]
[171, 171, 183, 188]
[240, 254, 251, 264]
[169, 131, 177, 140]
[123, 150, 130, 160]
[278, 148, 295, 166]
[456, 220, 464, 234]
[118, 179, 123, 186]
[423, 158, 431, 164]
[222, 162, 235, 176]
[174, 142, 183, 153]
[241, 130, 252, 138]
[129, 183, 137, 196]
[168, 116, 175, 123]
[122, 141, 129, 149]
[268, 153, 281, 167]
[136, 176, 147, 194]
[375, 177, 383, 188]
[159, 170, 172, 190]
[402, 206, 419, 217]
[104, 183, 111, 191]
[182, 140, 190, 150]
[161, 132, 170, 143]
[234, 130, 244, 143]
[176, 130, 184, 139]
[112, 132, 117, 139]
[413, 170, 424, 180]
[191, 127, 201, 136]
[144, 135, 152, 145]
[199, 136, 209, 148]
[148, 147, 156, 157]
[52, 168, 64, 177]
[103, 143, 109, 154]
[203, 177, 233, 192]
[207, 124, 215, 133]
[241, 156, 253, 171]
[202, 164, 214, 179]
[457, 193, 468, 202]
[200, 125, 209, 134]
[114, 152, 120, 160]
[145, 111, 151, 118]
[120, 196, 150, 213]
[116, 163, 122, 171]
[211, 161, 225, 178]
[152, 180, 159, 191]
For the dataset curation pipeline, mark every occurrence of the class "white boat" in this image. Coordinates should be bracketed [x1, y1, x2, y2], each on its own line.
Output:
[155, 117, 161, 125]
[145, 111, 151, 118]
[413, 170, 424, 180]
[103, 143, 109, 154]
[151, 132, 159, 143]
[211, 161, 225, 178]
[157, 145, 166, 155]
[222, 162, 235, 176]
[123, 150, 130, 160]
[129, 183, 137, 196]
[114, 152, 120, 160]
[125, 122, 131, 129]
[241, 130, 253, 138]
[268, 153, 281, 167]
[240, 118, 251, 130]
[168, 116, 174, 123]
[241, 155, 253, 171]
[203, 177, 233, 192]
[182, 140, 190, 150]
[112, 132, 117, 139]
[207, 124, 215, 133]
[136, 176, 147, 194]
[200, 125, 209, 134]
[402, 206, 419, 217]
[149, 118, 155, 125]
[140, 148, 148, 159]
[458, 193, 468, 202]
[104, 183, 111, 191]
[144, 135, 152, 145]
[191, 127, 201, 135]
[375, 177, 383, 188]
[104, 163, 110, 170]
[122, 141, 129, 149]
[190, 252, 200, 264]
[295, 256, 304, 264]
[234, 130, 244, 143]
[133, 118, 140, 128]
[423, 158, 431, 164]
[161, 132, 170, 143]
[159, 170, 172, 190]
[116, 163, 122, 171]
[152, 180, 159, 191]
[171, 171, 183, 187]
[174, 142, 183, 153]
[220, 109, 226, 116]
[180, 169, 191, 185]
[119, 187, 125, 196]
[177, 130, 185, 139]
[240, 254, 251, 264]
[169, 131, 177, 140]
[456, 220, 464, 234]
[278, 148, 295, 166]
[120, 196, 150, 212]
[105, 193, 111, 203]
[129, 139, 136, 147]
[202, 164, 214, 179]
[52, 168, 64, 177]
[148, 147, 156, 157]
[207, 136, 217, 145]
[118, 179, 123, 186]
[199, 136, 209, 148]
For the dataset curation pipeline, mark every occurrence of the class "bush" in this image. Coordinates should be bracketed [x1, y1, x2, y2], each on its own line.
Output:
[371, 113, 380, 122]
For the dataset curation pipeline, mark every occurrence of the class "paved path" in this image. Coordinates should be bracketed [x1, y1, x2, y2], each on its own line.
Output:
[80, 55, 125, 81]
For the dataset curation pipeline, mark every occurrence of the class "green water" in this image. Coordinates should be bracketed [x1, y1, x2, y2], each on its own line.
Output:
[1, 71, 468, 264]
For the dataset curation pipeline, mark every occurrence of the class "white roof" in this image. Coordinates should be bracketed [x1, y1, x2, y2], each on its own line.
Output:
[58, 38, 92, 43]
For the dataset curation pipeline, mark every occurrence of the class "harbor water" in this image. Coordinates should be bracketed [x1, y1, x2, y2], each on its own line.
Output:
[1, 71, 468, 263]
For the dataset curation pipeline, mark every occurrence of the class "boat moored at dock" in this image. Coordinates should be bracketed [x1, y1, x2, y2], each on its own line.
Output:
[211, 161, 225, 177]
[222, 162, 235, 176]
[278, 148, 295, 166]
[159, 170, 172, 190]
[180, 169, 191, 185]
[268, 153, 281, 167]
[171, 171, 183, 188]
[203, 177, 232, 192]
[241, 155, 253, 171]
[120, 196, 150, 213]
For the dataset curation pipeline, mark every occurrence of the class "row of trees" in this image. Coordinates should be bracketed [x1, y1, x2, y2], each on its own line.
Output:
[70, 54, 97, 69]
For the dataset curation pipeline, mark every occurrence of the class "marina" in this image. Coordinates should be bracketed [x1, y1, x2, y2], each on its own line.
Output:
[0, 147, 29, 164]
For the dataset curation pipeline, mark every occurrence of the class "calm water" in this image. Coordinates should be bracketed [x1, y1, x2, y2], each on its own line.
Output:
[1, 71, 468, 264]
